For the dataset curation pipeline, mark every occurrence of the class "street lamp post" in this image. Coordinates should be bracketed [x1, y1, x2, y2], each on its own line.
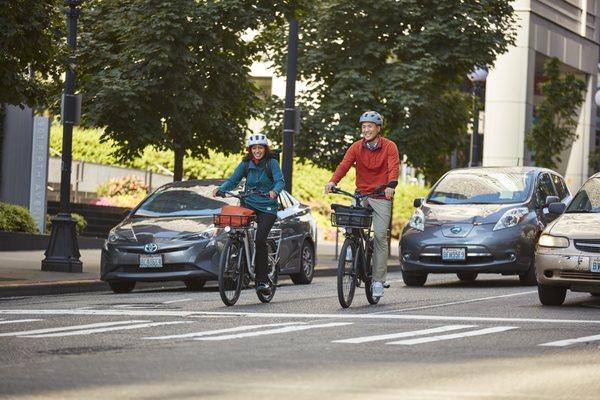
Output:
[467, 68, 488, 167]
[41, 0, 82, 273]
[282, 19, 298, 194]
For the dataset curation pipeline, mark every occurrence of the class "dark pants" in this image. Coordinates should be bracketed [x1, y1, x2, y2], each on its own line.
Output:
[253, 210, 277, 285]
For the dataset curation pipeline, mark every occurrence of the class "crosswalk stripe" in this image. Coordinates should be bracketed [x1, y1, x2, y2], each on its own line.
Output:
[0, 320, 149, 337]
[332, 325, 476, 344]
[22, 321, 191, 338]
[143, 322, 304, 340]
[196, 322, 353, 341]
[387, 326, 518, 345]
[539, 333, 600, 347]
[0, 319, 43, 325]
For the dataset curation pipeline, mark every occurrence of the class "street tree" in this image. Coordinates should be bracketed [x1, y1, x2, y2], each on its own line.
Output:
[525, 57, 586, 170]
[258, 0, 516, 182]
[78, 0, 302, 181]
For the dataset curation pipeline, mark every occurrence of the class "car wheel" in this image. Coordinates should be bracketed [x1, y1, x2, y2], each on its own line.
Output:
[108, 281, 136, 294]
[184, 280, 206, 291]
[402, 270, 427, 287]
[457, 272, 478, 282]
[519, 263, 537, 286]
[291, 240, 315, 285]
[538, 284, 566, 306]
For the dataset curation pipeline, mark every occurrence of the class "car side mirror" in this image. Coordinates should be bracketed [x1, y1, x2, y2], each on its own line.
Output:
[544, 195, 559, 207]
[548, 202, 566, 215]
[413, 198, 423, 208]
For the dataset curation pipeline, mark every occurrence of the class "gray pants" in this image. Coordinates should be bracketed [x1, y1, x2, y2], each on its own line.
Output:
[363, 197, 392, 283]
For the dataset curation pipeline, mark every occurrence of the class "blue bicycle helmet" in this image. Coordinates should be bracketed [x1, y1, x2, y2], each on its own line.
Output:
[359, 111, 383, 126]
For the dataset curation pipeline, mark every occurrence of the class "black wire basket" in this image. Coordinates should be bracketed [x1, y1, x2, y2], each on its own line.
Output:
[330, 204, 373, 228]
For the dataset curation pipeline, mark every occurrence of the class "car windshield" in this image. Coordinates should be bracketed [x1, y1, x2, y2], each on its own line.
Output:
[428, 171, 534, 205]
[565, 178, 600, 213]
[133, 184, 237, 217]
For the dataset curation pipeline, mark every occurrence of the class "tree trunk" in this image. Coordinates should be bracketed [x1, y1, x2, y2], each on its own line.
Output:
[173, 145, 184, 181]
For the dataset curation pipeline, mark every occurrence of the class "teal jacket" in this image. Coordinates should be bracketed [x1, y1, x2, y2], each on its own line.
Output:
[219, 155, 285, 215]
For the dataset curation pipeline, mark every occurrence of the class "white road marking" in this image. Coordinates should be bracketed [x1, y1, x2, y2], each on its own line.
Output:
[332, 325, 475, 344]
[22, 321, 191, 338]
[196, 322, 352, 341]
[539, 333, 600, 347]
[162, 298, 193, 304]
[144, 322, 304, 340]
[0, 319, 43, 325]
[0, 320, 149, 337]
[373, 291, 537, 314]
[2, 309, 600, 325]
[387, 326, 518, 345]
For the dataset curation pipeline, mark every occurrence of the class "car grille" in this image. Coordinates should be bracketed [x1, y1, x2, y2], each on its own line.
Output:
[119, 246, 191, 254]
[574, 240, 600, 253]
[559, 271, 600, 281]
[118, 265, 198, 273]
[418, 255, 494, 264]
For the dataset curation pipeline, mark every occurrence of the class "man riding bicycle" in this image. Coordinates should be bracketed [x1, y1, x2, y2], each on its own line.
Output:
[325, 111, 400, 299]
[213, 133, 284, 297]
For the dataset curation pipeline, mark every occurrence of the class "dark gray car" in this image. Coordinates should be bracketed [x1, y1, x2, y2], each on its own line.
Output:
[400, 167, 571, 286]
[101, 179, 317, 293]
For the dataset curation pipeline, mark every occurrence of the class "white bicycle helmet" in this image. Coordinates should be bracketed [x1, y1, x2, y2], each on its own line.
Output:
[246, 133, 269, 147]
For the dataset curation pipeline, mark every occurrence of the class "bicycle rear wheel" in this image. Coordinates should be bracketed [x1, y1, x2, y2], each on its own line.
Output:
[364, 242, 380, 305]
[218, 238, 244, 306]
[257, 240, 278, 303]
[337, 238, 357, 308]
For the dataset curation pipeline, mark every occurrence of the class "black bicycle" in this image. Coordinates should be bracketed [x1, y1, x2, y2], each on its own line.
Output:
[214, 190, 281, 306]
[330, 186, 385, 308]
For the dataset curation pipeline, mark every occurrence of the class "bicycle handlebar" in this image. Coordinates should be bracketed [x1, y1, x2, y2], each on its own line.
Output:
[330, 185, 387, 201]
[216, 189, 270, 199]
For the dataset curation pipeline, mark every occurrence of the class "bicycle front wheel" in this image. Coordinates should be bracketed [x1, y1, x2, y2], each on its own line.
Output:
[364, 243, 380, 305]
[218, 238, 244, 306]
[337, 238, 357, 308]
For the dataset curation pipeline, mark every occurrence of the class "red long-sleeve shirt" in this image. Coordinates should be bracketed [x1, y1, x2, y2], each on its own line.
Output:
[330, 137, 400, 195]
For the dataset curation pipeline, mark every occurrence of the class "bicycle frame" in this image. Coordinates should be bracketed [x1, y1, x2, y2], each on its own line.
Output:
[225, 222, 282, 280]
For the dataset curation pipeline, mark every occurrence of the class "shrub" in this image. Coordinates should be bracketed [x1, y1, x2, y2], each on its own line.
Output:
[45, 213, 88, 236]
[97, 175, 148, 197]
[0, 202, 39, 233]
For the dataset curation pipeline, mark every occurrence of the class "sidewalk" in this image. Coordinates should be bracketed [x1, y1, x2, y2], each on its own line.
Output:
[0, 240, 400, 297]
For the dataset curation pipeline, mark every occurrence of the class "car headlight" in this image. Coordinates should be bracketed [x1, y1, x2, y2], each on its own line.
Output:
[408, 208, 425, 231]
[178, 228, 218, 241]
[538, 234, 570, 248]
[108, 232, 127, 243]
[493, 207, 529, 231]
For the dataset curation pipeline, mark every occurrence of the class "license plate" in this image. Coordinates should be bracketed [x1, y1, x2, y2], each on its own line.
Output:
[591, 257, 600, 273]
[442, 248, 466, 261]
[140, 254, 163, 268]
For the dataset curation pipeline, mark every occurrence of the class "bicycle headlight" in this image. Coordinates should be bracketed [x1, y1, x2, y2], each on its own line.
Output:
[493, 207, 529, 231]
[538, 234, 570, 248]
[408, 208, 425, 231]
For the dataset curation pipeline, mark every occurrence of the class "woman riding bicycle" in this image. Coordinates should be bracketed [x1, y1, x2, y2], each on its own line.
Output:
[213, 134, 284, 296]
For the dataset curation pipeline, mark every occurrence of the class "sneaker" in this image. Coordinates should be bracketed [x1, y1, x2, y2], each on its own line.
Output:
[371, 281, 384, 298]
[256, 282, 272, 296]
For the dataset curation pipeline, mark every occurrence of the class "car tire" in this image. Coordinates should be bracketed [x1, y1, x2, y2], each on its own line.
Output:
[457, 272, 478, 282]
[108, 281, 136, 294]
[184, 280, 206, 291]
[291, 240, 315, 285]
[538, 284, 566, 306]
[402, 270, 427, 287]
[519, 263, 537, 286]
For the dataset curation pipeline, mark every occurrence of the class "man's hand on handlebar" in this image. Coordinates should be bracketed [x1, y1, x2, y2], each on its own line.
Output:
[324, 181, 336, 194]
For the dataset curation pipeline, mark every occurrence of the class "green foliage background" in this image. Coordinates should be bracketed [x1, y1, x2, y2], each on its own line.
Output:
[0, 202, 39, 234]
[50, 124, 429, 238]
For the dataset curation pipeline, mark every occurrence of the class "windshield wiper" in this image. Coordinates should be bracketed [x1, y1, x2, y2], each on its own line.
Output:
[426, 199, 446, 205]
[565, 210, 593, 213]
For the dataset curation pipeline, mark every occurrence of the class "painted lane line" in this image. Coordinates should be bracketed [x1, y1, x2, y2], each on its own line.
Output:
[0, 320, 149, 337]
[332, 325, 476, 344]
[196, 322, 353, 341]
[3, 309, 600, 325]
[0, 319, 43, 325]
[162, 299, 193, 304]
[387, 326, 518, 345]
[144, 322, 304, 340]
[539, 333, 600, 347]
[373, 291, 537, 314]
[22, 321, 191, 338]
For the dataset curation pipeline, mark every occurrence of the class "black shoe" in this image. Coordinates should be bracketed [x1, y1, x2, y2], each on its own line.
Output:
[256, 283, 272, 296]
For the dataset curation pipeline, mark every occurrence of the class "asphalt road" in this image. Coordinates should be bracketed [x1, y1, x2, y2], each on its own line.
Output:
[1, 272, 600, 399]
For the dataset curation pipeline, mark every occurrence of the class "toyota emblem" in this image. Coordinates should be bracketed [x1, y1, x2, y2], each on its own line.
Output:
[450, 226, 462, 234]
[144, 243, 158, 253]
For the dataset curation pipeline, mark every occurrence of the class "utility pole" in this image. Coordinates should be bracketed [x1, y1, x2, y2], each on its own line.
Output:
[282, 19, 298, 194]
[42, 0, 82, 272]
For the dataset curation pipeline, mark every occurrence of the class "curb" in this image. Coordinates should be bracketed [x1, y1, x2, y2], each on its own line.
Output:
[0, 264, 403, 297]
